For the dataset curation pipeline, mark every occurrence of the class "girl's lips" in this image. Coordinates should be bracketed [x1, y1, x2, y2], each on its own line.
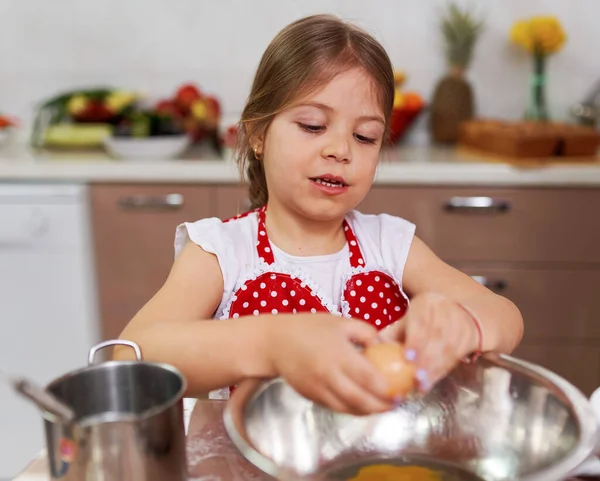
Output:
[310, 178, 349, 195]
[311, 173, 348, 186]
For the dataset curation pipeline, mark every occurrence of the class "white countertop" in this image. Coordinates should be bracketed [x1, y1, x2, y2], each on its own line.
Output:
[1, 142, 600, 187]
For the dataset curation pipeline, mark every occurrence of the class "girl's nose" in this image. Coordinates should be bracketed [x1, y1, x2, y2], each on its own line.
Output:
[321, 133, 351, 163]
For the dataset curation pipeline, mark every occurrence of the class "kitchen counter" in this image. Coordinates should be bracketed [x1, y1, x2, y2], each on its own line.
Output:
[11, 399, 600, 481]
[2, 143, 600, 186]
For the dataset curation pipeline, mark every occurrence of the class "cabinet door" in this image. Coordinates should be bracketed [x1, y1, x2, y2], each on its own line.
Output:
[214, 184, 251, 219]
[455, 265, 600, 341]
[90, 184, 212, 340]
[359, 186, 600, 264]
[512, 343, 600, 396]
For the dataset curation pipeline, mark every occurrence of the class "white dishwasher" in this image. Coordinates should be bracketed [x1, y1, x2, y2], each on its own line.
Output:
[0, 183, 99, 479]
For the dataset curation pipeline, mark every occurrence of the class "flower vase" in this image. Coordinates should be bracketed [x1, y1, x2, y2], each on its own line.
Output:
[525, 52, 549, 122]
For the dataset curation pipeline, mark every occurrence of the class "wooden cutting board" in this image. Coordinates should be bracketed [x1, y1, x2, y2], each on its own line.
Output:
[457, 145, 600, 166]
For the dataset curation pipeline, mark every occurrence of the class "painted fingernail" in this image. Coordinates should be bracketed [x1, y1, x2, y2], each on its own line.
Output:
[405, 349, 417, 362]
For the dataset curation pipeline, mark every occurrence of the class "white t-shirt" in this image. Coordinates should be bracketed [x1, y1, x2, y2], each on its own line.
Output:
[175, 210, 415, 400]
[175, 210, 416, 319]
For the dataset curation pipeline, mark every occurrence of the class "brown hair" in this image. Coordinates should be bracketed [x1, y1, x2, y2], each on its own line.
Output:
[236, 14, 395, 209]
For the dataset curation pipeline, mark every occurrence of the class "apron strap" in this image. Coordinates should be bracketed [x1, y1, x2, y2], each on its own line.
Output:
[255, 206, 366, 267]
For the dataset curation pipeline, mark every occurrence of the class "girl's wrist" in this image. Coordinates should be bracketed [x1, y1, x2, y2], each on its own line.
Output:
[453, 300, 484, 364]
[235, 315, 279, 379]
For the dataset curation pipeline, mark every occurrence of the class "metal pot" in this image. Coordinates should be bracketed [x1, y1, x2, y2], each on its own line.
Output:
[224, 353, 600, 481]
[43, 340, 187, 481]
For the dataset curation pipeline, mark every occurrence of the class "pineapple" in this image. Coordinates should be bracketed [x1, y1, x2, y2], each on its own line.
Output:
[429, 3, 483, 143]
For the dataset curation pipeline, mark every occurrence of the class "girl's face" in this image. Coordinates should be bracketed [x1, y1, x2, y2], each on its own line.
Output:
[260, 67, 386, 221]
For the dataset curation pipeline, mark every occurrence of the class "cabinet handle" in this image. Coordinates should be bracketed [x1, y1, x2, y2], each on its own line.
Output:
[118, 193, 184, 210]
[471, 275, 508, 292]
[444, 196, 510, 213]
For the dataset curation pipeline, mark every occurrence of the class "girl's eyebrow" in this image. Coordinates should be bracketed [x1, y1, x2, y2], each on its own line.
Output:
[292, 101, 385, 125]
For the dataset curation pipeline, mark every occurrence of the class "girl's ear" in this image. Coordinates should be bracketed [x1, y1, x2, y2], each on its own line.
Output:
[247, 121, 265, 158]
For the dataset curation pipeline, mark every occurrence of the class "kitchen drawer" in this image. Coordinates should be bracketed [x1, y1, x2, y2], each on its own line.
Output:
[359, 186, 600, 264]
[90, 184, 212, 340]
[512, 343, 600, 396]
[214, 184, 251, 219]
[456, 265, 600, 341]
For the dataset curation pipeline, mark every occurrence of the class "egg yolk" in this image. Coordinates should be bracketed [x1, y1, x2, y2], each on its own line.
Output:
[348, 464, 442, 481]
[364, 342, 417, 397]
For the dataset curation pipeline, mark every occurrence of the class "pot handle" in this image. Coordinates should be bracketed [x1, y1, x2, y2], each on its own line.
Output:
[590, 387, 600, 457]
[88, 339, 143, 365]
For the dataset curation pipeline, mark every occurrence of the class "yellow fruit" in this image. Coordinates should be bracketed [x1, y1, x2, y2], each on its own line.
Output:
[105, 91, 136, 113]
[364, 342, 416, 398]
[43, 124, 112, 147]
[393, 90, 405, 109]
[191, 100, 208, 120]
[393, 70, 406, 87]
[67, 95, 88, 115]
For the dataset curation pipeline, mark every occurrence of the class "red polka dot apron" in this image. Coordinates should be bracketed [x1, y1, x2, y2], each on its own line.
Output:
[223, 206, 409, 327]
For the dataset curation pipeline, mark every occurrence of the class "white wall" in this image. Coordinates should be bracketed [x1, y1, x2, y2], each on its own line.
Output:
[0, 0, 598, 134]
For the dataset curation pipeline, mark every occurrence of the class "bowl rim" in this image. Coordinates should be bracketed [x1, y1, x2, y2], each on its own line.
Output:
[104, 134, 191, 144]
[223, 353, 600, 481]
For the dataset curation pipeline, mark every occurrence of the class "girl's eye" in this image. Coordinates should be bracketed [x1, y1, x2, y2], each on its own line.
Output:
[298, 123, 324, 133]
[298, 123, 378, 145]
[355, 134, 377, 145]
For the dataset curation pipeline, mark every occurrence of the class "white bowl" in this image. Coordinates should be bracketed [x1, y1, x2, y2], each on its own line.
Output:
[103, 135, 191, 161]
[0, 127, 14, 148]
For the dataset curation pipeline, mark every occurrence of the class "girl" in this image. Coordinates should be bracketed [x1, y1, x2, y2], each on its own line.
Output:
[116, 14, 523, 415]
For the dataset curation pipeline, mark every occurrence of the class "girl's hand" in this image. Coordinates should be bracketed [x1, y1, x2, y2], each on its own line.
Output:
[266, 314, 395, 415]
[380, 293, 481, 393]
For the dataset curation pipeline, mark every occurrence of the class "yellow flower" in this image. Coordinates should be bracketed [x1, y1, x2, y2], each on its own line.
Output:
[510, 20, 534, 52]
[105, 91, 136, 113]
[510, 16, 566, 55]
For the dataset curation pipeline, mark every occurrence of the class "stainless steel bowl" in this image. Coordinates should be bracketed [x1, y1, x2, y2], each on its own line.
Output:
[224, 353, 600, 481]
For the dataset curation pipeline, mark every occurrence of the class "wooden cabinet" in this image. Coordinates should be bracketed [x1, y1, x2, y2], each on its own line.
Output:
[89, 182, 600, 395]
[359, 186, 600, 263]
[455, 265, 600, 341]
[90, 184, 212, 340]
[213, 184, 250, 219]
[512, 343, 600, 396]
[360, 186, 600, 395]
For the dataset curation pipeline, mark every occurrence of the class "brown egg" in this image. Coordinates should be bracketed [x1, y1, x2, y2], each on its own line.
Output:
[364, 342, 417, 398]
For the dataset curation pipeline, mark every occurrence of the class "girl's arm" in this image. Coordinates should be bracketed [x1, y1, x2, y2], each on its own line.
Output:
[114, 241, 276, 396]
[384, 236, 524, 392]
[403, 236, 524, 354]
[115, 241, 394, 414]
